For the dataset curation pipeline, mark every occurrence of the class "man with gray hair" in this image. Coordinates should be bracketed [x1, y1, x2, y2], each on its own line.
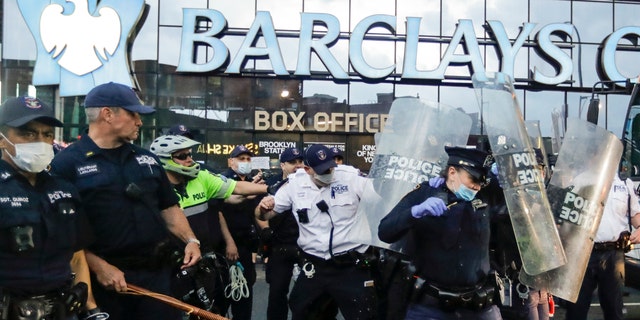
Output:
[50, 82, 201, 320]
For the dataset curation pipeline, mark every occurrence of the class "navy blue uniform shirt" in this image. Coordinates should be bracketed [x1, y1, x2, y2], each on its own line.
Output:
[220, 168, 260, 243]
[49, 134, 179, 258]
[0, 160, 93, 295]
[379, 182, 492, 288]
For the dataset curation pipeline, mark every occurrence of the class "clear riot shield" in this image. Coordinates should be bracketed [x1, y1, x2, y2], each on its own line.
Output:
[519, 118, 623, 302]
[525, 120, 551, 182]
[359, 98, 472, 252]
[473, 72, 566, 275]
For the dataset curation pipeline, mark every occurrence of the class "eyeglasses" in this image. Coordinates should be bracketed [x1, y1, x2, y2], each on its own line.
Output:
[172, 153, 192, 160]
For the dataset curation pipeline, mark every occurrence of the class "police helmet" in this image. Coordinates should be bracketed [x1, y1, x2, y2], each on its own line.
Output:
[150, 135, 201, 178]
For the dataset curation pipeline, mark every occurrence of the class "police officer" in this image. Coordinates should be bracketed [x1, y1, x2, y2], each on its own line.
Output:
[50, 82, 201, 320]
[258, 147, 304, 320]
[167, 124, 194, 139]
[257, 144, 378, 320]
[149, 135, 269, 315]
[330, 146, 345, 165]
[379, 146, 501, 320]
[219, 145, 263, 320]
[564, 165, 640, 320]
[490, 149, 550, 320]
[0, 96, 106, 319]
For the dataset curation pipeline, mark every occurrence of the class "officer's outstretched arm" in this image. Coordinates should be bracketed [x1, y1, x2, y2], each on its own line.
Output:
[160, 204, 202, 268]
[233, 180, 268, 196]
[71, 250, 97, 309]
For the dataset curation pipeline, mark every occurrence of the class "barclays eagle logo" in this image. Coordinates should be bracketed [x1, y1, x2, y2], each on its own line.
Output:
[16, 0, 146, 97]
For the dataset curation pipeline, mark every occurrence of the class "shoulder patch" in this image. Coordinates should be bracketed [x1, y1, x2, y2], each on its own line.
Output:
[414, 184, 422, 190]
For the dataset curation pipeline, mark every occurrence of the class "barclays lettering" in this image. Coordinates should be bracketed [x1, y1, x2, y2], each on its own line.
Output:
[176, 9, 640, 85]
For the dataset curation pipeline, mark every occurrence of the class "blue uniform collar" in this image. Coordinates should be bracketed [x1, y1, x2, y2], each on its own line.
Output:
[75, 133, 137, 159]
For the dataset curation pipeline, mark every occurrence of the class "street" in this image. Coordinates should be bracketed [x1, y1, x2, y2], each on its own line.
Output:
[248, 260, 640, 320]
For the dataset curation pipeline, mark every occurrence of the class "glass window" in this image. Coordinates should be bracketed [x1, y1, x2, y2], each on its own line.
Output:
[525, 90, 565, 138]
[573, 1, 613, 44]
[394, 84, 438, 101]
[605, 94, 629, 138]
[486, 0, 528, 28]
[303, 0, 350, 32]
[302, 80, 349, 106]
[348, 134, 376, 172]
[158, 26, 183, 66]
[397, 0, 441, 36]
[159, 0, 207, 26]
[131, 1, 159, 62]
[530, 0, 570, 28]
[350, 0, 396, 32]
[257, 0, 303, 30]
[614, 3, 640, 30]
[441, 0, 485, 37]
[349, 82, 394, 106]
[209, 0, 256, 29]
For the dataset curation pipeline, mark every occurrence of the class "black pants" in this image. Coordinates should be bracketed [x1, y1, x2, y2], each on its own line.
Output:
[265, 245, 298, 320]
[227, 243, 256, 320]
[289, 261, 377, 320]
[92, 267, 181, 320]
[564, 249, 625, 320]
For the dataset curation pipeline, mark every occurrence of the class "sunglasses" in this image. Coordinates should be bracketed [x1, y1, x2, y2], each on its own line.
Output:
[172, 152, 193, 160]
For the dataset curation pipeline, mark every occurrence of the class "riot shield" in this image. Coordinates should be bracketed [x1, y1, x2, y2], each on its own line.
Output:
[359, 97, 472, 252]
[473, 72, 566, 275]
[525, 120, 551, 183]
[519, 118, 622, 302]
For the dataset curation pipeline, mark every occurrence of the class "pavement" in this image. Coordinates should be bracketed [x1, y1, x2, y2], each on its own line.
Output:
[247, 260, 640, 320]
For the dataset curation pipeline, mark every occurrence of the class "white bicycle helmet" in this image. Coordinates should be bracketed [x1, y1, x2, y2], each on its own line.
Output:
[150, 135, 201, 178]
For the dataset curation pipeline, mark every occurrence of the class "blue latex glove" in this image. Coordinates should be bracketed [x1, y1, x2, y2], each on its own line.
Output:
[411, 197, 447, 218]
[428, 176, 445, 188]
[491, 163, 499, 176]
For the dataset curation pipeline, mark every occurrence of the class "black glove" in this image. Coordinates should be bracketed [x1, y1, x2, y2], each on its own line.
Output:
[62, 282, 88, 313]
[81, 308, 110, 320]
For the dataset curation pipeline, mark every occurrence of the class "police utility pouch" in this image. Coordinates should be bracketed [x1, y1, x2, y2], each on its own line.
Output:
[9, 225, 35, 253]
[297, 208, 309, 224]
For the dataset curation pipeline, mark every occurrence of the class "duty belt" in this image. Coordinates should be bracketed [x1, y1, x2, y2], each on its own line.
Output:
[593, 241, 619, 251]
[412, 277, 496, 312]
[594, 231, 632, 252]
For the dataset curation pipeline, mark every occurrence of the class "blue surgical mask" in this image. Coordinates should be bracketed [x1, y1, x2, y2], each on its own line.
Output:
[454, 184, 478, 201]
[454, 174, 478, 201]
[236, 162, 252, 175]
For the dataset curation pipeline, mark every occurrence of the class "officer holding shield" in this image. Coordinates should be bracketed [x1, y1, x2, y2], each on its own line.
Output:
[564, 166, 640, 320]
[379, 146, 501, 320]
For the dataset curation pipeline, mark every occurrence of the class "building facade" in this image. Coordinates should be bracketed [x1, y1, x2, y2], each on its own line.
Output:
[2, 0, 640, 172]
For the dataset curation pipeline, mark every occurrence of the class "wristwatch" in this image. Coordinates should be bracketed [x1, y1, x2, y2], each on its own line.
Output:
[187, 238, 201, 247]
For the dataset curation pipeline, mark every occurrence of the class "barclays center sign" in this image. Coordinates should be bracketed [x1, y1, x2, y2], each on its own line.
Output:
[10, 0, 640, 97]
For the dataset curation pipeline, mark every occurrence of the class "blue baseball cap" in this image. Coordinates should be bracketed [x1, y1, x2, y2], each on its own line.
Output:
[0, 96, 63, 127]
[330, 146, 344, 159]
[230, 145, 254, 158]
[280, 147, 303, 163]
[304, 144, 337, 173]
[84, 82, 155, 114]
[168, 124, 193, 139]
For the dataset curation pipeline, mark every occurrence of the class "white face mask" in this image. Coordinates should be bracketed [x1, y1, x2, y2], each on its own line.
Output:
[1, 133, 54, 173]
[314, 172, 334, 185]
[236, 161, 252, 175]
